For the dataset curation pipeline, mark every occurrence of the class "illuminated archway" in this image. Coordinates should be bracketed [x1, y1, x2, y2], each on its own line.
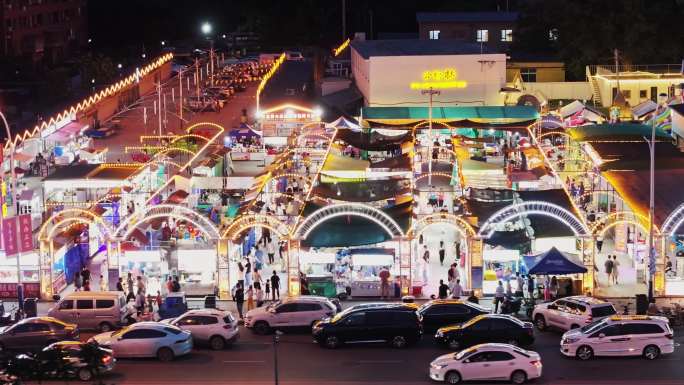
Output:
[414, 172, 454, 185]
[591, 211, 658, 236]
[114, 204, 220, 240]
[222, 214, 291, 241]
[478, 201, 589, 238]
[663, 203, 684, 236]
[39, 208, 113, 241]
[294, 203, 405, 240]
[578, 190, 625, 204]
[408, 213, 475, 239]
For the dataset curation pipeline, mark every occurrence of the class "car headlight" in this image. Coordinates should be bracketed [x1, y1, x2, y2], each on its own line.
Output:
[430, 363, 447, 370]
[562, 337, 580, 344]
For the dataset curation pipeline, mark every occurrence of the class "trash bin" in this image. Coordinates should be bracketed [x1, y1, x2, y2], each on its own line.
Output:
[204, 295, 217, 309]
[23, 298, 37, 318]
[635, 294, 648, 315]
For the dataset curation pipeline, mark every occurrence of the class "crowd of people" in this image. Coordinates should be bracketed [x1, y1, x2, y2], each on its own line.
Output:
[230, 239, 283, 319]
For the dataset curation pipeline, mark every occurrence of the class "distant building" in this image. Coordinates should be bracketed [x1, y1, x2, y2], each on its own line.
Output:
[587, 64, 684, 108]
[416, 12, 518, 52]
[350, 39, 506, 107]
[1, 0, 87, 66]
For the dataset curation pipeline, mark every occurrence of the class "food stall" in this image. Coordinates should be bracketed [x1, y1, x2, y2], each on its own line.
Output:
[482, 247, 521, 294]
[300, 249, 337, 297]
[178, 249, 217, 296]
[120, 249, 167, 295]
[348, 250, 396, 297]
[0, 252, 40, 298]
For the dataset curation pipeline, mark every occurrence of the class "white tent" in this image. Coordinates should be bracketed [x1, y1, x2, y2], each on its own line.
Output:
[325, 116, 361, 130]
[558, 100, 585, 118]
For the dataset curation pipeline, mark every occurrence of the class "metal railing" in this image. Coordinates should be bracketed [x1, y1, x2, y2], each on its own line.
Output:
[587, 64, 684, 76]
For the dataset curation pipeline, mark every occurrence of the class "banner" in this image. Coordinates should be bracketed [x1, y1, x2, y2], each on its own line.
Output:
[19, 214, 33, 252]
[0, 282, 40, 298]
[2, 216, 18, 257]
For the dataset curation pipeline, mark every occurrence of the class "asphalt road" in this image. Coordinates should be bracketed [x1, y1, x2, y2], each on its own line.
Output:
[24, 325, 684, 385]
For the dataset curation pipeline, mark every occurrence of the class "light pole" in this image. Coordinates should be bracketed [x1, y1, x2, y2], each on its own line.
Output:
[0, 111, 21, 296]
[422, 87, 440, 186]
[201, 22, 214, 87]
[647, 112, 656, 302]
[273, 330, 283, 385]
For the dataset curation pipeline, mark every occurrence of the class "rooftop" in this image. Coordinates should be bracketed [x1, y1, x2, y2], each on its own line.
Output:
[416, 11, 519, 23]
[350, 39, 496, 59]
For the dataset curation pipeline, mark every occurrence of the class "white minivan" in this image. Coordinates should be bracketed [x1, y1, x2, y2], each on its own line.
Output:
[48, 291, 128, 332]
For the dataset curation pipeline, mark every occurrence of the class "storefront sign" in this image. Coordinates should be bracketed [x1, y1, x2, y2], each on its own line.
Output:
[0, 282, 40, 298]
[410, 68, 468, 90]
[19, 214, 33, 253]
[52, 272, 67, 294]
[2, 216, 18, 257]
[614, 222, 627, 253]
[470, 239, 483, 267]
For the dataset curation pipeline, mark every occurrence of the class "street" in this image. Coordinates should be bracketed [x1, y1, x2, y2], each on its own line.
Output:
[26, 324, 684, 385]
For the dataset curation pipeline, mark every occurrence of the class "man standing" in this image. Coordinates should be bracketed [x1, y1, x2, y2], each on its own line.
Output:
[494, 281, 505, 313]
[233, 283, 244, 319]
[515, 272, 524, 297]
[604, 255, 614, 285]
[450, 279, 463, 299]
[438, 280, 449, 299]
[379, 266, 391, 299]
[266, 240, 276, 265]
[270, 271, 280, 300]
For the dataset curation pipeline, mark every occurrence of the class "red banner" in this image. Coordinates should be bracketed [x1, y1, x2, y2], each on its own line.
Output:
[2, 216, 18, 257]
[0, 282, 40, 298]
[18, 214, 33, 252]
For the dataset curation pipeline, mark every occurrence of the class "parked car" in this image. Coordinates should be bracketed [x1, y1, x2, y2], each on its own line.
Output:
[429, 343, 542, 384]
[48, 291, 128, 332]
[90, 322, 192, 361]
[533, 296, 616, 332]
[163, 309, 238, 350]
[244, 296, 337, 335]
[435, 314, 534, 351]
[560, 315, 674, 360]
[41, 341, 116, 381]
[418, 299, 489, 332]
[157, 292, 188, 320]
[0, 317, 79, 353]
[312, 303, 422, 349]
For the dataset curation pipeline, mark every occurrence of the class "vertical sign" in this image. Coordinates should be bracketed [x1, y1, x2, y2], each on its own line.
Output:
[19, 214, 33, 252]
[3, 216, 17, 257]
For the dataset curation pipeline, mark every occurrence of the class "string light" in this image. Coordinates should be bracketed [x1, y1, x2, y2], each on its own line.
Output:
[114, 203, 220, 239]
[408, 213, 475, 238]
[256, 53, 286, 110]
[333, 38, 350, 57]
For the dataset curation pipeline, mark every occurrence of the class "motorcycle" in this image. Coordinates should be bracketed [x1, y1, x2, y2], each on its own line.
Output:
[0, 301, 23, 327]
[500, 295, 522, 315]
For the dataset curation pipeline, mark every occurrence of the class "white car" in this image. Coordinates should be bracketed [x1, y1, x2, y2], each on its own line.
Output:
[429, 343, 542, 384]
[533, 296, 616, 332]
[244, 296, 337, 335]
[163, 309, 238, 350]
[560, 315, 674, 360]
[90, 322, 192, 361]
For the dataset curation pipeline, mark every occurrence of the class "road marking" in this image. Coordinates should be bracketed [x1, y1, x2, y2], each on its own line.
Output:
[223, 360, 266, 364]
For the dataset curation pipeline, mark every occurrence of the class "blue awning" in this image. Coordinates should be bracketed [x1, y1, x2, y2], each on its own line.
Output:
[525, 247, 587, 275]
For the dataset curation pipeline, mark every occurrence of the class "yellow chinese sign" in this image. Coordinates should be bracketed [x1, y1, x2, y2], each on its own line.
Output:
[410, 68, 468, 90]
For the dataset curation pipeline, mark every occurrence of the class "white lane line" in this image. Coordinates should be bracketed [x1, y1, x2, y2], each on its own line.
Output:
[223, 360, 266, 363]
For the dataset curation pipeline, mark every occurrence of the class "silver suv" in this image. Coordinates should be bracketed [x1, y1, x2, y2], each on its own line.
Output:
[245, 296, 337, 335]
[163, 309, 239, 350]
[533, 296, 616, 332]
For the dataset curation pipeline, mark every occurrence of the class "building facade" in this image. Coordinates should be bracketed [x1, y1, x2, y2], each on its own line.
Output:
[417, 12, 517, 52]
[1, 0, 87, 65]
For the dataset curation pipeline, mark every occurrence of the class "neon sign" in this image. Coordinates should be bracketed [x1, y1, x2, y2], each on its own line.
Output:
[410, 68, 468, 90]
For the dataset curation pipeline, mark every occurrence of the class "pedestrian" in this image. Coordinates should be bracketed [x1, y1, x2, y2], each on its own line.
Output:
[506, 279, 513, 296]
[527, 275, 535, 299]
[271, 271, 280, 300]
[379, 266, 390, 299]
[550, 276, 558, 299]
[438, 279, 449, 299]
[136, 276, 146, 295]
[126, 273, 134, 295]
[419, 234, 424, 245]
[172, 276, 181, 292]
[422, 245, 430, 262]
[267, 240, 276, 265]
[99, 275, 107, 291]
[233, 283, 245, 319]
[447, 263, 456, 282]
[244, 258, 253, 288]
[438, 240, 445, 266]
[612, 255, 620, 285]
[135, 290, 145, 316]
[596, 235, 604, 253]
[165, 276, 173, 294]
[515, 272, 524, 297]
[237, 262, 245, 288]
[155, 290, 162, 309]
[256, 285, 264, 307]
[147, 294, 154, 314]
[74, 271, 82, 291]
[604, 255, 614, 285]
[254, 246, 264, 271]
[450, 279, 463, 299]
[265, 280, 271, 300]
[83, 279, 91, 291]
[494, 281, 505, 313]
[81, 267, 91, 286]
[246, 285, 255, 311]
[116, 277, 124, 292]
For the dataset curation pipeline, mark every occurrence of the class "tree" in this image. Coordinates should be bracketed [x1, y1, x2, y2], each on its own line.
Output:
[79, 53, 117, 89]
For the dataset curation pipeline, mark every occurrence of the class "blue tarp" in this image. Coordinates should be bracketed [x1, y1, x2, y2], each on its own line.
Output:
[524, 247, 587, 275]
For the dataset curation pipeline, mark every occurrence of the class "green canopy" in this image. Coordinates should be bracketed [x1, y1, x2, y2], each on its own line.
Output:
[361, 106, 539, 122]
[568, 123, 670, 141]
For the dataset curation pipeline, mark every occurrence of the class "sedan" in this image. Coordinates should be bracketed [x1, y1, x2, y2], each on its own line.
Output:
[0, 317, 79, 353]
[418, 300, 489, 332]
[429, 343, 542, 384]
[435, 314, 534, 351]
[90, 322, 192, 361]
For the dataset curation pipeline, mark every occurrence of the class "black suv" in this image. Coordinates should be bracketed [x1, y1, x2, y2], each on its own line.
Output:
[312, 304, 422, 349]
[418, 299, 489, 332]
[434, 314, 534, 351]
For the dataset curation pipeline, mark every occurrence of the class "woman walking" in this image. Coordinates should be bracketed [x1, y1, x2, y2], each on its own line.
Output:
[611, 255, 620, 285]
[246, 285, 255, 311]
[438, 240, 445, 266]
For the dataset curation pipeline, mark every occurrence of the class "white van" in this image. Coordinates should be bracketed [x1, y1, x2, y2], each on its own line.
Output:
[48, 291, 128, 332]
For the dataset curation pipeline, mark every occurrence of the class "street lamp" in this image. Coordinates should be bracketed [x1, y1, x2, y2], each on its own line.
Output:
[201, 22, 212, 35]
[161, 40, 166, 47]
[201, 22, 215, 87]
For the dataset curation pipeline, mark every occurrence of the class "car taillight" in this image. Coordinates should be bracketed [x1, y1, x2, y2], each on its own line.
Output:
[102, 355, 113, 365]
[585, 316, 593, 324]
[666, 333, 674, 340]
[530, 360, 542, 368]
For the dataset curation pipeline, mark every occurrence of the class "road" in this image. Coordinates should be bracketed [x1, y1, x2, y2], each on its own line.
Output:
[27, 325, 684, 385]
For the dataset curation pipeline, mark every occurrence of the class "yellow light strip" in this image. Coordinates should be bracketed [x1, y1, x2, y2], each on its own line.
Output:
[333, 38, 350, 56]
[409, 81, 468, 90]
[170, 134, 211, 143]
[124, 146, 165, 153]
[256, 53, 286, 110]
[5, 53, 173, 150]
[139, 135, 178, 143]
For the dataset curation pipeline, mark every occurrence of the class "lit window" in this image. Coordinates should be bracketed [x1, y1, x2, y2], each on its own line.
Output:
[476, 30, 489, 42]
[429, 30, 440, 40]
[501, 29, 513, 42]
[520, 68, 537, 83]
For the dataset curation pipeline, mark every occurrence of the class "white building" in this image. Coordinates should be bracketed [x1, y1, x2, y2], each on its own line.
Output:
[350, 39, 507, 107]
[587, 64, 684, 108]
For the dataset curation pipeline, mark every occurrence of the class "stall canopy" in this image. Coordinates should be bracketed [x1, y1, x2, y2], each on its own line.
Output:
[568, 123, 669, 142]
[312, 179, 411, 202]
[361, 106, 539, 129]
[325, 116, 361, 130]
[229, 126, 261, 139]
[525, 247, 587, 275]
[335, 128, 410, 151]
